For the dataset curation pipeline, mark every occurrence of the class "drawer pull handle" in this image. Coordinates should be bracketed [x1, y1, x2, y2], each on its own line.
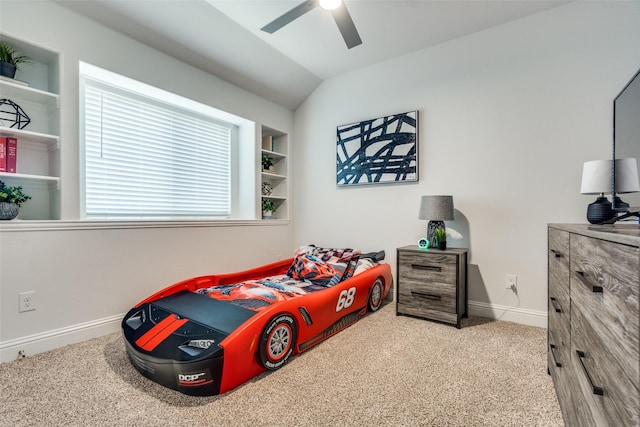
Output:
[576, 350, 604, 396]
[549, 343, 562, 367]
[575, 271, 603, 293]
[550, 249, 564, 258]
[549, 297, 562, 313]
[411, 291, 441, 301]
[411, 264, 441, 272]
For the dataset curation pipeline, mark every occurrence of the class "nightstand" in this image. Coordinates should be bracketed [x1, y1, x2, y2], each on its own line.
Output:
[396, 246, 468, 328]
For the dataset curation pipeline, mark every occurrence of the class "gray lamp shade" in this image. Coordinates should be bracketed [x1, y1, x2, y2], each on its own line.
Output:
[418, 195, 454, 221]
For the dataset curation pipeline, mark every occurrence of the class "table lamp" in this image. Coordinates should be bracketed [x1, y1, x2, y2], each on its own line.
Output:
[581, 160, 614, 224]
[418, 195, 454, 248]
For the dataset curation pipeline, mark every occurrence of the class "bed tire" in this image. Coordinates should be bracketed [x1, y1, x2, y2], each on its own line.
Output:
[259, 314, 297, 370]
[368, 278, 384, 312]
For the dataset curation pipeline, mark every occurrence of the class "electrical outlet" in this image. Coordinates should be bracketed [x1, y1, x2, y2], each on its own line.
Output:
[506, 274, 517, 292]
[19, 291, 36, 312]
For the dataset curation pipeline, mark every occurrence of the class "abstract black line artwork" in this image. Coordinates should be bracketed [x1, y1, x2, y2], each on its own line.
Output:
[336, 110, 418, 186]
[0, 98, 31, 130]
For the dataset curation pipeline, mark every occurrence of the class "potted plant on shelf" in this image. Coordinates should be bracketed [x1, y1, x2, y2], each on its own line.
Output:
[262, 198, 277, 219]
[0, 41, 31, 79]
[262, 154, 274, 172]
[0, 180, 31, 220]
[434, 227, 447, 250]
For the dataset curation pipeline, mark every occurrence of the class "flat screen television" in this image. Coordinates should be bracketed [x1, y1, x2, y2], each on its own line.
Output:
[612, 68, 640, 213]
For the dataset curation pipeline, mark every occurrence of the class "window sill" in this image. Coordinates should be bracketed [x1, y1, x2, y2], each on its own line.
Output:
[0, 218, 290, 232]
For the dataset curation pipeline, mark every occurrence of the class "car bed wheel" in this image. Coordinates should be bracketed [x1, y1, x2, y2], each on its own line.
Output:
[368, 278, 384, 312]
[259, 314, 297, 370]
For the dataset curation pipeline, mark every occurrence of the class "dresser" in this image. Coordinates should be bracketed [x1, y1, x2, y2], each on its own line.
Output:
[396, 246, 467, 328]
[548, 224, 639, 427]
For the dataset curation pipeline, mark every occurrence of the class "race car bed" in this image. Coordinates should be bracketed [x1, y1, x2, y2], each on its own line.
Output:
[122, 245, 392, 396]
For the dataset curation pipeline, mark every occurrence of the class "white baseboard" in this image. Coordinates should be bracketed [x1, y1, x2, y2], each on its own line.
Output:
[0, 301, 547, 364]
[0, 314, 123, 363]
[468, 300, 547, 328]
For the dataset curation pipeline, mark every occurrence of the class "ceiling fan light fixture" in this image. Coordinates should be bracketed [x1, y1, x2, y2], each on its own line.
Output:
[319, 0, 342, 11]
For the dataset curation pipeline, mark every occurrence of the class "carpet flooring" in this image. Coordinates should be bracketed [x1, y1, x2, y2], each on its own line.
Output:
[0, 304, 563, 426]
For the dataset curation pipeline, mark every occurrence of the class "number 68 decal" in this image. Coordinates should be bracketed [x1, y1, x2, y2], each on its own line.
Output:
[336, 287, 356, 312]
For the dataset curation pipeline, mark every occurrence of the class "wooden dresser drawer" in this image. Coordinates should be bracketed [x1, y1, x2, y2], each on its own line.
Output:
[570, 233, 639, 388]
[547, 224, 640, 426]
[549, 227, 570, 296]
[548, 299, 570, 369]
[548, 327, 570, 376]
[571, 304, 639, 426]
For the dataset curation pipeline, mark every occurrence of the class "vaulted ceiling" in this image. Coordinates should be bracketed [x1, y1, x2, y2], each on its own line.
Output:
[55, 0, 568, 109]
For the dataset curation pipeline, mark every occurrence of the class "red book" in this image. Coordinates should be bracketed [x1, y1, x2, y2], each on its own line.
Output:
[0, 137, 6, 173]
[6, 137, 17, 173]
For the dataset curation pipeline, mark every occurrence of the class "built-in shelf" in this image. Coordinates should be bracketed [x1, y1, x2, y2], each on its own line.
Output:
[0, 172, 60, 183]
[0, 80, 59, 107]
[260, 126, 288, 220]
[0, 127, 59, 148]
[0, 33, 60, 220]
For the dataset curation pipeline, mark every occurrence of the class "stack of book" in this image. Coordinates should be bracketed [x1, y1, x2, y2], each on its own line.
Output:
[0, 137, 18, 173]
[262, 135, 275, 152]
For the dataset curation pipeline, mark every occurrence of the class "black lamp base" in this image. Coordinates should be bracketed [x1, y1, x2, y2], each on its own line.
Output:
[427, 220, 445, 248]
[586, 196, 615, 224]
[612, 196, 630, 212]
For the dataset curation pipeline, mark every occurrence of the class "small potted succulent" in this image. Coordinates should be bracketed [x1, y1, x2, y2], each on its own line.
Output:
[434, 227, 447, 250]
[261, 198, 277, 219]
[0, 180, 31, 220]
[261, 154, 274, 172]
[0, 41, 31, 79]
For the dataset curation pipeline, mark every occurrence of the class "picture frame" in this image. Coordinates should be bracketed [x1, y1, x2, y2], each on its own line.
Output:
[336, 110, 418, 187]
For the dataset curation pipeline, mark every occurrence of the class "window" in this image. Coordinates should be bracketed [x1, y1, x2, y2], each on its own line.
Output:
[80, 63, 246, 220]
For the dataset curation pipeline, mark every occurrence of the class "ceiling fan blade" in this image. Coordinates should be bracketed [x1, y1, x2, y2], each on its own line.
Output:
[261, 0, 318, 34]
[331, 3, 362, 49]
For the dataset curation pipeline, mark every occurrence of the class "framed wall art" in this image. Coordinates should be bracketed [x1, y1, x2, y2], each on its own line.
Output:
[336, 110, 418, 187]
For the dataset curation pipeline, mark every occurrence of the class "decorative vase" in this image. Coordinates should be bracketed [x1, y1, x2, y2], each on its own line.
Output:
[0, 202, 19, 220]
[261, 182, 273, 196]
[263, 210, 273, 219]
[0, 61, 17, 79]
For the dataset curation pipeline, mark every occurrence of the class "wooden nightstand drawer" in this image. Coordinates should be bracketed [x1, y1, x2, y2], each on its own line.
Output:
[397, 279, 457, 314]
[396, 246, 467, 328]
[398, 251, 458, 285]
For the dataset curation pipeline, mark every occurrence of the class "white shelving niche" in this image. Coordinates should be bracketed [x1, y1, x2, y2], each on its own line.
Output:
[0, 34, 60, 220]
[260, 126, 288, 220]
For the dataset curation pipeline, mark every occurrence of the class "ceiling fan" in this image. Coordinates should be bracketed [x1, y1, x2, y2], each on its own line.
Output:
[260, 0, 362, 49]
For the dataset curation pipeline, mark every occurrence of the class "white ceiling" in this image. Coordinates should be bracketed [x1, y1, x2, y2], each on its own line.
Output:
[55, 0, 569, 109]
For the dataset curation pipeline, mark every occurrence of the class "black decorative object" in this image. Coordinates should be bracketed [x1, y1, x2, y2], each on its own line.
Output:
[586, 196, 614, 224]
[337, 110, 417, 186]
[0, 98, 30, 129]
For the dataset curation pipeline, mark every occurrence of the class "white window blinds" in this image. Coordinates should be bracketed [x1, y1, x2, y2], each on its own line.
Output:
[82, 78, 233, 219]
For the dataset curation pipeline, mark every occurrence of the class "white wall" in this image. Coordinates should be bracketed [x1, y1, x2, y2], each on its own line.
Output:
[0, 1, 295, 362]
[292, 1, 640, 325]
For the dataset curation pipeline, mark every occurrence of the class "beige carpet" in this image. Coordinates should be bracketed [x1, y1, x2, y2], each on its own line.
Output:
[0, 304, 563, 426]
